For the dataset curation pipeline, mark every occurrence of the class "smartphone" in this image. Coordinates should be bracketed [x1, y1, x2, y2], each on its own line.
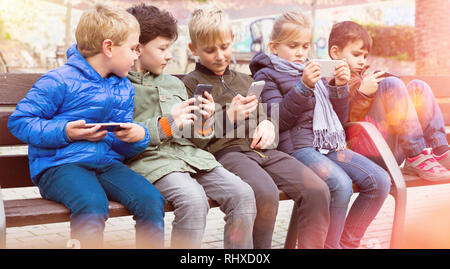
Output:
[193, 84, 213, 97]
[247, 81, 265, 99]
[312, 59, 345, 78]
[85, 122, 125, 132]
[374, 70, 399, 78]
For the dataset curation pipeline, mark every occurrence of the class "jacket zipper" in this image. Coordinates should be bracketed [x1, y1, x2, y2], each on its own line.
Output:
[219, 75, 268, 159]
[100, 79, 114, 164]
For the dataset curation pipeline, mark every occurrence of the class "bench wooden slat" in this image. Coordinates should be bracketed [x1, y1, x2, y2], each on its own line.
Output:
[0, 73, 41, 105]
[0, 155, 33, 188]
[4, 191, 281, 228]
[403, 174, 450, 188]
[0, 112, 26, 146]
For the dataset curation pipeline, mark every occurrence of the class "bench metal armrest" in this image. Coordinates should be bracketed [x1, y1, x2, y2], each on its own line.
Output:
[344, 121, 407, 248]
[344, 121, 406, 194]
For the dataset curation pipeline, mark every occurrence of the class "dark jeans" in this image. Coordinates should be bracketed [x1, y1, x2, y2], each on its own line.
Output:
[217, 149, 330, 249]
[292, 148, 391, 249]
[38, 162, 165, 249]
[360, 77, 448, 168]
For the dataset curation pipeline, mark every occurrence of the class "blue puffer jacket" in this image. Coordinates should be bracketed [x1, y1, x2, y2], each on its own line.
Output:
[250, 52, 349, 155]
[8, 44, 150, 184]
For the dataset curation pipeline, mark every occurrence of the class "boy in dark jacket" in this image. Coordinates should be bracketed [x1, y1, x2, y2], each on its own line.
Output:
[182, 6, 331, 249]
[8, 4, 165, 249]
[328, 21, 450, 181]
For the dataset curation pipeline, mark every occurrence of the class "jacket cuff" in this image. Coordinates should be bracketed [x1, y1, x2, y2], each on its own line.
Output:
[136, 122, 150, 147]
[357, 89, 375, 99]
[62, 120, 72, 143]
[328, 84, 349, 98]
[157, 115, 177, 140]
[295, 80, 314, 97]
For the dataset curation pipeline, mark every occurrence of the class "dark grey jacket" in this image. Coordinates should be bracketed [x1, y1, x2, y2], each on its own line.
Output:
[249, 52, 349, 155]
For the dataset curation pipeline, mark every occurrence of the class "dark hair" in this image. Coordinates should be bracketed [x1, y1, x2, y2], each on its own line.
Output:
[126, 4, 178, 44]
[328, 21, 372, 56]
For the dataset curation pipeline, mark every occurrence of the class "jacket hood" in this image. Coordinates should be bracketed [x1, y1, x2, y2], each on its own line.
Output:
[65, 44, 120, 84]
[249, 52, 273, 76]
[127, 70, 144, 84]
[128, 70, 165, 85]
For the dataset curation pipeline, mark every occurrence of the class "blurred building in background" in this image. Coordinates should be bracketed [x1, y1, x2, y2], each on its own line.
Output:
[0, 0, 447, 76]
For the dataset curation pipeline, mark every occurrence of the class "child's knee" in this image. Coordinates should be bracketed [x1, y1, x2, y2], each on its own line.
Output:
[326, 175, 353, 206]
[227, 180, 257, 214]
[138, 186, 167, 210]
[360, 168, 391, 197]
[378, 76, 408, 96]
[406, 79, 434, 97]
[71, 192, 109, 217]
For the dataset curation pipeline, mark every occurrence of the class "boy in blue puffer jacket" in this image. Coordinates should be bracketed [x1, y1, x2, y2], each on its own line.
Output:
[7, 4, 165, 249]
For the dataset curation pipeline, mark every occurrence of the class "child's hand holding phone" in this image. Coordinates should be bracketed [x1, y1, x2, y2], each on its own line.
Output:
[196, 91, 215, 121]
[302, 61, 321, 88]
[360, 71, 386, 96]
[333, 61, 351, 86]
[226, 94, 258, 123]
[66, 120, 108, 142]
[170, 98, 199, 130]
[113, 123, 146, 143]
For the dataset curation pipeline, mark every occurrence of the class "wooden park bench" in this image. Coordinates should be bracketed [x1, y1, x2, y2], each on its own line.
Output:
[0, 73, 448, 249]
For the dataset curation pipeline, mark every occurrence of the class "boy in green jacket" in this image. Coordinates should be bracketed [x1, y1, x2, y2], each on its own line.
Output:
[126, 4, 256, 249]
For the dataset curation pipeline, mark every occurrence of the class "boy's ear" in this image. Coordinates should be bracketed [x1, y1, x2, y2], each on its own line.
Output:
[188, 42, 198, 56]
[329, 45, 341, 60]
[102, 39, 114, 58]
[135, 43, 142, 57]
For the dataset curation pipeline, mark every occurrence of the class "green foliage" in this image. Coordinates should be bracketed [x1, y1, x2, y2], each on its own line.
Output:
[0, 16, 10, 40]
[362, 23, 415, 61]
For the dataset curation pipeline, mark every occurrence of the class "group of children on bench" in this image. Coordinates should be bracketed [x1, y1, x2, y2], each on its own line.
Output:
[7, 3, 450, 249]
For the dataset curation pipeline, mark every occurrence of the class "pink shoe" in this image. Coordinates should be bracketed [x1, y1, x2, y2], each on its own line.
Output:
[434, 150, 450, 170]
[403, 149, 450, 181]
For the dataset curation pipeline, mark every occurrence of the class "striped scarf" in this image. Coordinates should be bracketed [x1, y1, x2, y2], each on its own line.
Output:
[269, 54, 346, 152]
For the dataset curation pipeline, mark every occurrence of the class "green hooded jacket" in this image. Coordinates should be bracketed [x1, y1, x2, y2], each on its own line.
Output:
[126, 71, 221, 183]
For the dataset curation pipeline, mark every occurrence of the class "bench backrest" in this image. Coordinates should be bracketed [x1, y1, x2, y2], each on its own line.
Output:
[0, 73, 449, 189]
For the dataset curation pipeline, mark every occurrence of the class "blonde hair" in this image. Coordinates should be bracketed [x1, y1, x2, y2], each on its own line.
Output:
[188, 6, 233, 47]
[75, 3, 140, 58]
[270, 10, 311, 44]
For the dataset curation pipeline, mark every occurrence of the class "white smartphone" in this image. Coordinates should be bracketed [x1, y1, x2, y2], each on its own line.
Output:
[85, 122, 126, 131]
[312, 59, 345, 78]
[247, 81, 266, 99]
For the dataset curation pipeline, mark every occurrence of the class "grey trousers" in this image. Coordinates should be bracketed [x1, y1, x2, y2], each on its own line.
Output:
[217, 149, 331, 249]
[154, 166, 256, 249]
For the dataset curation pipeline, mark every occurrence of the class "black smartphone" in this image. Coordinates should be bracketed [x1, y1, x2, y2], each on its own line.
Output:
[374, 70, 399, 78]
[193, 84, 213, 97]
[85, 122, 126, 132]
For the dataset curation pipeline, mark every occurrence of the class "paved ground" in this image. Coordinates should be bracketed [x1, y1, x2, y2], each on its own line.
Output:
[2, 183, 450, 249]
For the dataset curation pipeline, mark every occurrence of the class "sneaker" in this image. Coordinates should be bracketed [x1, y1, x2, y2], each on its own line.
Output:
[434, 150, 450, 170]
[403, 149, 450, 181]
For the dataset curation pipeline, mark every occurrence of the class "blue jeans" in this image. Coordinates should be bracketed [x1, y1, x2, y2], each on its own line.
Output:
[363, 77, 448, 167]
[292, 148, 391, 249]
[38, 162, 166, 248]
